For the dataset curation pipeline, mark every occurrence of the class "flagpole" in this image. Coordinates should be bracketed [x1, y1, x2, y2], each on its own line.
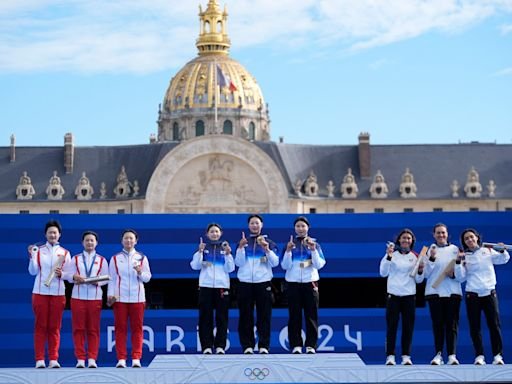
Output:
[214, 60, 218, 134]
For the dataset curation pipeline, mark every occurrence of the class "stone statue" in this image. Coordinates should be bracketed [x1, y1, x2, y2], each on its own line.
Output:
[16, 171, 36, 200]
[451, 180, 460, 198]
[133, 180, 140, 197]
[487, 180, 496, 198]
[100, 182, 107, 199]
[294, 178, 303, 197]
[326, 180, 335, 198]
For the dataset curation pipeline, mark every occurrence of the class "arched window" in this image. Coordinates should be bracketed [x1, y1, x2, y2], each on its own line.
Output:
[172, 122, 180, 141]
[248, 122, 256, 140]
[223, 120, 233, 135]
[204, 21, 210, 33]
[195, 120, 205, 137]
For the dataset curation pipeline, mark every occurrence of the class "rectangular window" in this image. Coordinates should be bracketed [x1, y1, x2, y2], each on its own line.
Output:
[344, 208, 355, 213]
[433, 208, 443, 212]
[374, 208, 384, 213]
[79, 210, 89, 214]
[403, 208, 413, 213]
[505, 207, 512, 211]
[117, 209, 125, 214]
[49, 210, 59, 214]
[19, 210, 30, 214]
[309, 208, 316, 213]
[469, 207, 479, 212]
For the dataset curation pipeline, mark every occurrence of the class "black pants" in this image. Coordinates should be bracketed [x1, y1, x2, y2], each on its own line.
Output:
[427, 295, 461, 355]
[465, 291, 503, 357]
[385, 294, 415, 356]
[287, 282, 319, 350]
[198, 287, 230, 351]
[237, 281, 273, 350]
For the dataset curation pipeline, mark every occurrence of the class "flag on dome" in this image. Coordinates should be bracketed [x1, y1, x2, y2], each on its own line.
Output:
[216, 64, 237, 92]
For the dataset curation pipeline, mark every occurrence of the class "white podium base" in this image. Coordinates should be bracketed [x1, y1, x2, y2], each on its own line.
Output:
[1, 354, 511, 383]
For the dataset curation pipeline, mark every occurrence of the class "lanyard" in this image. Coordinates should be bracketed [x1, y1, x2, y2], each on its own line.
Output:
[82, 252, 97, 278]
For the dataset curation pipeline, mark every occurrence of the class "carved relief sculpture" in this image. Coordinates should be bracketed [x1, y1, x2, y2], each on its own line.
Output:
[46, 171, 65, 200]
[294, 178, 303, 197]
[399, 168, 417, 198]
[341, 168, 358, 199]
[464, 166, 482, 198]
[74, 172, 94, 200]
[16, 171, 36, 200]
[113, 166, 132, 198]
[369, 170, 388, 199]
[304, 171, 319, 197]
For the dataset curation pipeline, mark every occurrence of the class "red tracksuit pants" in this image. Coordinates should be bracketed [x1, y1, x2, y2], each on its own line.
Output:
[112, 302, 145, 360]
[32, 293, 66, 361]
[71, 298, 102, 360]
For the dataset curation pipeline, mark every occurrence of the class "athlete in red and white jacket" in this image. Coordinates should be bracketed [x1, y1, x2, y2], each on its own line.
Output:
[66, 231, 109, 368]
[28, 220, 71, 369]
[107, 229, 151, 368]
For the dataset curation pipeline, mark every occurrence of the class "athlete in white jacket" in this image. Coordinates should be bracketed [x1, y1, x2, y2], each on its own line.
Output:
[107, 229, 151, 368]
[28, 220, 71, 369]
[66, 231, 109, 368]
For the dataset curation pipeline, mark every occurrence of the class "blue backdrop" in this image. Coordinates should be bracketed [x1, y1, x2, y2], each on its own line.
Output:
[0, 212, 510, 367]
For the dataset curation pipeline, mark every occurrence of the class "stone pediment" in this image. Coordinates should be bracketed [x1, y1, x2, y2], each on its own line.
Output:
[145, 136, 288, 213]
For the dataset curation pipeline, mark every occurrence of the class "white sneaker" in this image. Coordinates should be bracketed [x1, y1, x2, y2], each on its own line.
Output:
[132, 359, 141, 368]
[48, 360, 61, 368]
[76, 359, 85, 368]
[88, 358, 97, 368]
[203, 348, 213, 354]
[292, 346, 302, 354]
[244, 347, 254, 354]
[35, 360, 46, 369]
[385, 355, 396, 366]
[401, 355, 413, 365]
[116, 359, 126, 368]
[430, 352, 443, 365]
[306, 347, 316, 354]
[493, 354, 505, 365]
[215, 347, 225, 354]
[447, 354, 459, 365]
[259, 347, 269, 354]
[474, 355, 486, 365]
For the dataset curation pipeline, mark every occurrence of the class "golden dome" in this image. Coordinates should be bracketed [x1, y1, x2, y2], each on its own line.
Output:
[157, 1, 270, 142]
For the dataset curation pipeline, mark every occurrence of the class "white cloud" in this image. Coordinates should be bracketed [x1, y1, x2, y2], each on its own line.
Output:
[500, 23, 512, 34]
[494, 66, 512, 76]
[0, 0, 511, 73]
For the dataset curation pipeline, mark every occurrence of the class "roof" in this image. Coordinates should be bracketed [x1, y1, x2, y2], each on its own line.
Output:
[1, 140, 511, 201]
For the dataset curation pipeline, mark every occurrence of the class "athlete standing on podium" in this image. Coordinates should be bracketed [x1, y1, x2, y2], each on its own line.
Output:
[281, 216, 326, 355]
[235, 214, 279, 355]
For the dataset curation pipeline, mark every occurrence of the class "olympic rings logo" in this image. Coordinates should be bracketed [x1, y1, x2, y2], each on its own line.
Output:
[244, 367, 270, 380]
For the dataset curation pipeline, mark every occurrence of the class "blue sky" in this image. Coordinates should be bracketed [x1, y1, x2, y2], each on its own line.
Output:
[1, 0, 511, 147]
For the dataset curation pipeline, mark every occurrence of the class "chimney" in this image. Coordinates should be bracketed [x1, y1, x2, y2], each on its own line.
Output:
[358, 132, 371, 179]
[64, 132, 74, 174]
[10, 134, 15, 163]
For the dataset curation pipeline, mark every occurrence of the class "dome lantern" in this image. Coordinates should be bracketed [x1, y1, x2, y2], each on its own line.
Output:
[196, 0, 231, 56]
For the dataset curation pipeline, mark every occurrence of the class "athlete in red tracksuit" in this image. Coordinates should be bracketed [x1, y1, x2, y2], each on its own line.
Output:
[66, 231, 109, 368]
[107, 229, 151, 368]
[28, 220, 71, 369]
